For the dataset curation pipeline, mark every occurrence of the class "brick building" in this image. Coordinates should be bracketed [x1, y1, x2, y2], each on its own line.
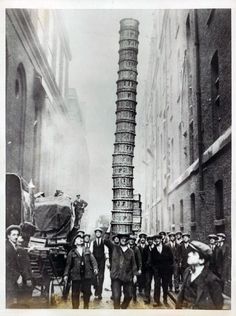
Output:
[6, 9, 89, 198]
[141, 9, 231, 294]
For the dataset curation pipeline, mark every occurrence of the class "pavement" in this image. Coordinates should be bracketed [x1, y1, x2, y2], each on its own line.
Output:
[18, 266, 231, 309]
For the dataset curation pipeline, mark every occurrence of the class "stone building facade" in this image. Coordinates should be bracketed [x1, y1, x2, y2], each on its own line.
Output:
[6, 9, 89, 198]
[141, 9, 231, 293]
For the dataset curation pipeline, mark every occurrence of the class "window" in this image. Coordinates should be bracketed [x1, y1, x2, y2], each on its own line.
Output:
[180, 199, 184, 224]
[189, 121, 194, 164]
[190, 193, 196, 222]
[211, 50, 220, 140]
[172, 204, 175, 225]
[215, 180, 224, 220]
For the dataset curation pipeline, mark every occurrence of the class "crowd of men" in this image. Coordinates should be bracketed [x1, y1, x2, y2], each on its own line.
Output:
[6, 222, 229, 310]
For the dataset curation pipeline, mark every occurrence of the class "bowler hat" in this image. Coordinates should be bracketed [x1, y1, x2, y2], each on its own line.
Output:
[112, 234, 120, 241]
[175, 231, 182, 236]
[94, 227, 103, 233]
[139, 233, 147, 239]
[189, 240, 212, 259]
[208, 234, 218, 240]
[217, 233, 226, 239]
[153, 234, 162, 240]
[129, 235, 136, 241]
[6, 225, 21, 236]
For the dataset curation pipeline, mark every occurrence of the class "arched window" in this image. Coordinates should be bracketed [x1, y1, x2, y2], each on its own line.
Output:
[15, 63, 27, 175]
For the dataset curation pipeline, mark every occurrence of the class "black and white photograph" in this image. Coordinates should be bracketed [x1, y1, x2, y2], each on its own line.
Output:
[1, 0, 235, 313]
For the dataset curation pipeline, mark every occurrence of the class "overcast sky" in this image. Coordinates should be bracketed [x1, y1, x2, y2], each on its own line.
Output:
[62, 10, 154, 230]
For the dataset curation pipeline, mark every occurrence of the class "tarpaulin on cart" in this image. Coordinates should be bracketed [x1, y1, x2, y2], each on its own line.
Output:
[34, 196, 73, 238]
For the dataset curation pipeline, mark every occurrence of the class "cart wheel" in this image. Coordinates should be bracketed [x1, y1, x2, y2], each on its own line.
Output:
[48, 280, 55, 306]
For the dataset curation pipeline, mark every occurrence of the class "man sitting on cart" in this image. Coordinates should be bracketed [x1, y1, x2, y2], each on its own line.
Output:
[63, 231, 98, 309]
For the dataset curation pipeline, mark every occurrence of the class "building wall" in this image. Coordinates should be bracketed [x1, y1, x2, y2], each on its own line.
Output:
[6, 9, 89, 200]
[142, 9, 231, 294]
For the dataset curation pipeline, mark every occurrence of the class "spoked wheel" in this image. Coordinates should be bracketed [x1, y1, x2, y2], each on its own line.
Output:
[48, 280, 55, 306]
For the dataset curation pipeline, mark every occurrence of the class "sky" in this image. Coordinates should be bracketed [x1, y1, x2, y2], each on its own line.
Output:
[62, 9, 154, 230]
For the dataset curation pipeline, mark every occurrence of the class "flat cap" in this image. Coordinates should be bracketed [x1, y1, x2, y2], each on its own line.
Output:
[84, 233, 90, 238]
[189, 240, 212, 259]
[6, 225, 21, 236]
[175, 231, 182, 236]
[159, 231, 166, 236]
[208, 234, 218, 240]
[217, 233, 226, 239]
[139, 233, 147, 238]
[182, 232, 190, 237]
[72, 232, 84, 244]
[168, 232, 175, 237]
[77, 230, 85, 235]
[147, 235, 154, 241]
[129, 235, 137, 241]
[153, 234, 162, 239]
[112, 234, 120, 241]
[94, 227, 103, 233]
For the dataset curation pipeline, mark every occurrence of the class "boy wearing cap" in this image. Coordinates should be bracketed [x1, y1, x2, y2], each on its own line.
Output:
[63, 233, 98, 309]
[176, 241, 223, 309]
[6, 225, 23, 307]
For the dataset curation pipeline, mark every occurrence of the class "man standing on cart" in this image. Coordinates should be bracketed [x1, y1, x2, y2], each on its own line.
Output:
[73, 194, 88, 229]
[63, 231, 98, 309]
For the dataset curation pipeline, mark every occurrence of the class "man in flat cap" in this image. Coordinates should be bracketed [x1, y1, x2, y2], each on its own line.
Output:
[178, 233, 192, 281]
[6, 225, 22, 307]
[167, 232, 181, 293]
[176, 241, 223, 309]
[73, 194, 88, 229]
[208, 234, 222, 278]
[63, 232, 98, 309]
[128, 235, 142, 303]
[217, 233, 229, 290]
[143, 236, 155, 304]
[137, 232, 147, 295]
[151, 234, 174, 307]
[109, 233, 138, 309]
[90, 227, 109, 300]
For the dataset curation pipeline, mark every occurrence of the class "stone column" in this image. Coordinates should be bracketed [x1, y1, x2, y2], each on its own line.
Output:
[111, 18, 139, 234]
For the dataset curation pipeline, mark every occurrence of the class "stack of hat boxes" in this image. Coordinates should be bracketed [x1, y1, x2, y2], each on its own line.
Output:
[111, 18, 140, 234]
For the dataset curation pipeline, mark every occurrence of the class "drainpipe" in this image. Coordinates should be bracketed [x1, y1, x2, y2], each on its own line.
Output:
[193, 9, 204, 193]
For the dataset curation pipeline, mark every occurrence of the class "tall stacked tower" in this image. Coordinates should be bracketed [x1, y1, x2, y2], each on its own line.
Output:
[111, 18, 139, 234]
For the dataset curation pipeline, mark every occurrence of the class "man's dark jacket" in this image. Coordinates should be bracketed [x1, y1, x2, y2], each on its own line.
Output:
[176, 266, 223, 309]
[6, 240, 21, 291]
[110, 245, 137, 282]
[64, 247, 98, 280]
[150, 244, 174, 274]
